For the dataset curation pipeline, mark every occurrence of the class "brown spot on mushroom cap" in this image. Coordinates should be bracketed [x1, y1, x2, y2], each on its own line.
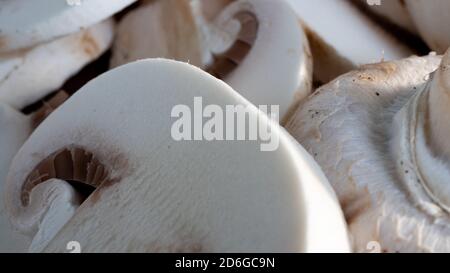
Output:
[21, 146, 126, 206]
[207, 11, 259, 79]
[80, 31, 100, 58]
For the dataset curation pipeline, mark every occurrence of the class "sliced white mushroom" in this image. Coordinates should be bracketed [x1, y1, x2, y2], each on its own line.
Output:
[357, 0, 416, 34]
[206, 0, 312, 122]
[0, 20, 113, 110]
[0, 0, 135, 54]
[286, 50, 450, 252]
[0, 91, 69, 252]
[5, 59, 349, 252]
[112, 0, 312, 123]
[0, 102, 31, 252]
[405, 0, 450, 53]
[285, 0, 413, 84]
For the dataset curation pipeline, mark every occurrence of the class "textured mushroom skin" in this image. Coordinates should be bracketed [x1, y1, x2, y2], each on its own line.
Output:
[287, 54, 450, 252]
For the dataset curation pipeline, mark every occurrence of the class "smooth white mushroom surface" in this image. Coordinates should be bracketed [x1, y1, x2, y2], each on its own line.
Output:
[285, 0, 413, 84]
[5, 59, 349, 253]
[112, 0, 312, 123]
[0, 20, 113, 110]
[286, 51, 450, 252]
[405, 0, 450, 53]
[358, 0, 416, 34]
[0, 0, 135, 54]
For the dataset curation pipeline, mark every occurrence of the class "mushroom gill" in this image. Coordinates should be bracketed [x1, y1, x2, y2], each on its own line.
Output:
[21, 147, 108, 206]
[206, 11, 258, 79]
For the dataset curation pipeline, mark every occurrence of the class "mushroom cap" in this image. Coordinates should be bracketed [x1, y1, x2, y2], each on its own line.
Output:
[110, 0, 203, 68]
[208, 0, 313, 122]
[0, 102, 31, 252]
[285, 0, 413, 83]
[405, 0, 450, 53]
[0, 20, 114, 110]
[286, 53, 450, 252]
[5, 59, 349, 252]
[0, 0, 135, 53]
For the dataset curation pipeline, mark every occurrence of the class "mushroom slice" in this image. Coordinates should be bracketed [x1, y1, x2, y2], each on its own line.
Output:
[0, 91, 69, 252]
[206, 0, 313, 123]
[285, 0, 413, 84]
[354, 0, 417, 34]
[0, 20, 113, 110]
[5, 59, 349, 252]
[405, 0, 450, 53]
[110, 0, 203, 68]
[286, 50, 450, 252]
[0, 0, 135, 54]
[0, 102, 31, 252]
[112, 0, 312, 123]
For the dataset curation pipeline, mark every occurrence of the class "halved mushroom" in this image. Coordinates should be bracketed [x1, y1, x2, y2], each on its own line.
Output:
[405, 0, 450, 53]
[5, 59, 349, 252]
[112, 0, 312, 123]
[285, 0, 413, 84]
[0, 91, 69, 252]
[286, 49, 450, 252]
[0, 0, 135, 54]
[0, 20, 113, 110]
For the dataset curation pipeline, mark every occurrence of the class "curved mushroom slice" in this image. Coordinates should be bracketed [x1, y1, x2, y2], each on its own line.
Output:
[206, 0, 313, 122]
[0, 91, 69, 252]
[285, 0, 413, 84]
[5, 59, 349, 252]
[286, 50, 450, 252]
[110, 0, 203, 68]
[112, 0, 312, 123]
[0, 0, 135, 54]
[405, 0, 450, 53]
[355, 0, 416, 34]
[0, 102, 31, 252]
[0, 20, 113, 110]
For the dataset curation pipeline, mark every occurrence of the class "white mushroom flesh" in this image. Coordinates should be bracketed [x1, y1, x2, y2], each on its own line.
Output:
[5, 59, 349, 252]
[0, 0, 135, 53]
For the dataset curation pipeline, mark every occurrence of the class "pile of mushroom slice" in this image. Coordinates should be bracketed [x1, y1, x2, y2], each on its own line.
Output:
[4, 59, 350, 252]
[287, 48, 450, 252]
[111, 0, 313, 122]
